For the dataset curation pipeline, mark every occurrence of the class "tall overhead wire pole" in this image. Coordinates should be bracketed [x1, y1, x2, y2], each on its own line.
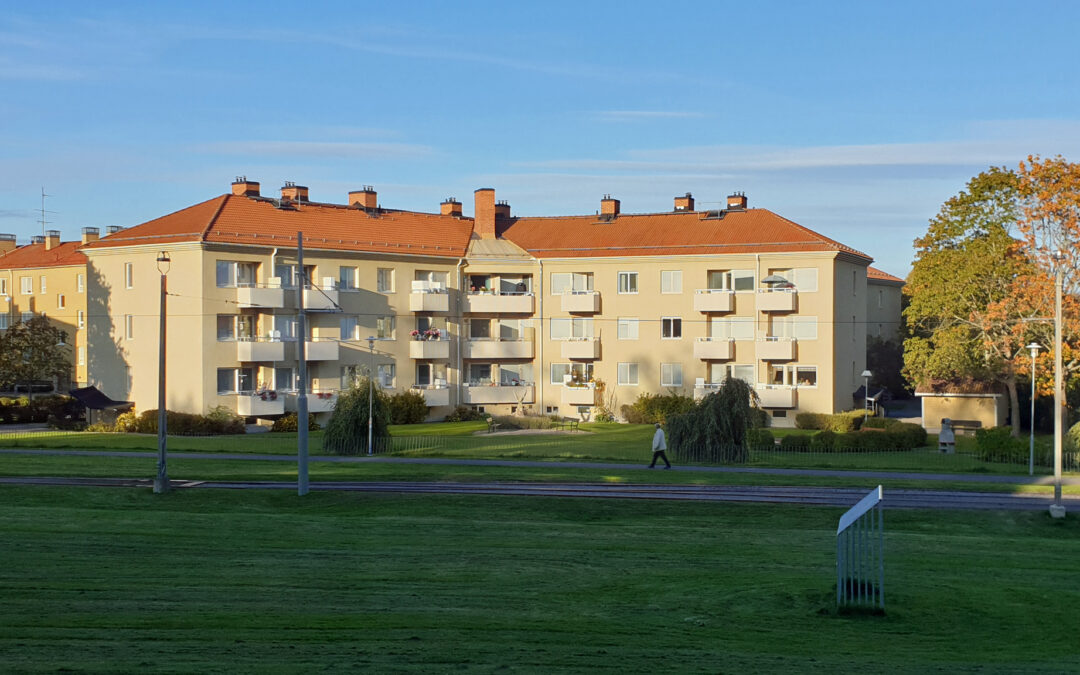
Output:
[154, 251, 170, 494]
[297, 232, 309, 496]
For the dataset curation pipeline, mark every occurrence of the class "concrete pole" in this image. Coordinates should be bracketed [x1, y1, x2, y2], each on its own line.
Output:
[1051, 258, 1065, 517]
[153, 263, 168, 494]
[368, 337, 375, 456]
[1030, 348, 1036, 477]
[297, 232, 309, 496]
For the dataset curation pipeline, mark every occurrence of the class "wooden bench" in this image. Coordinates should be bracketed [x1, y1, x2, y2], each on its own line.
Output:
[554, 418, 579, 432]
[486, 419, 502, 434]
[951, 419, 982, 436]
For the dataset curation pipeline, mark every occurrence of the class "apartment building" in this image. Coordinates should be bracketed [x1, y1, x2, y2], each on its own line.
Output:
[0, 228, 100, 387]
[79, 178, 897, 426]
[866, 266, 905, 342]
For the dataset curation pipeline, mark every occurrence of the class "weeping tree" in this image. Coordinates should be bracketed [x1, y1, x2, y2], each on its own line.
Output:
[668, 378, 756, 463]
[323, 376, 391, 455]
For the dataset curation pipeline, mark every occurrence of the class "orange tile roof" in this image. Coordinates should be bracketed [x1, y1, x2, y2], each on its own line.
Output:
[915, 379, 1005, 396]
[867, 266, 904, 283]
[83, 194, 475, 258]
[0, 241, 87, 270]
[498, 208, 873, 261]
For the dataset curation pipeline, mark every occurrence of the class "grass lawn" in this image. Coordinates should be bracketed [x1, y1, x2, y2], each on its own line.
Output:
[1, 487, 1077, 673]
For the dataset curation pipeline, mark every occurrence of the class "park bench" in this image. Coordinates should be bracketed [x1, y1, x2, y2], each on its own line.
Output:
[486, 419, 502, 433]
[951, 419, 982, 436]
[554, 418, 579, 432]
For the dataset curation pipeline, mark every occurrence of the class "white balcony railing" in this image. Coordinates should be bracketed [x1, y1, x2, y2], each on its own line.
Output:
[409, 291, 449, 313]
[235, 338, 286, 362]
[463, 292, 535, 314]
[693, 289, 734, 313]
[757, 287, 797, 312]
[412, 385, 450, 407]
[409, 339, 451, 360]
[756, 385, 797, 408]
[757, 336, 797, 361]
[560, 338, 600, 360]
[560, 384, 597, 406]
[693, 382, 723, 400]
[462, 384, 534, 405]
[561, 291, 600, 313]
[693, 337, 734, 361]
[462, 339, 534, 359]
[235, 278, 286, 309]
[235, 392, 285, 417]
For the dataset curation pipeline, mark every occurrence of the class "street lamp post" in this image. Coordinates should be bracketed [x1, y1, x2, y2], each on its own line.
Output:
[154, 251, 170, 494]
[861, 369, 873, 421]
[367, 336, 375, 456]
[1027, 342, 1041, 477]
[1050, 252, 1066, 518]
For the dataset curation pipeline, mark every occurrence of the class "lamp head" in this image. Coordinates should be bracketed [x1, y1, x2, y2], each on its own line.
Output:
[861, 370, 872, 379]
[1027, 342, 1042, 357]
[156, 251, 171, 275]
[367, 336, 375, 349]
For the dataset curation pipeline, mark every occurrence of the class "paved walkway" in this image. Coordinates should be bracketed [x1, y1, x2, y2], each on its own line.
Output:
[3, 447, 1079, 485]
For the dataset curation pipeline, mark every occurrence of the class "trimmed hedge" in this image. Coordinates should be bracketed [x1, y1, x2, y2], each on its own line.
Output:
[445, 405, 486, 422]
[271, 413, 321, 432]
[101, 406, 246, 435]
[620, 391, 696, 425]
[0, 395, 74, 425]
[745, 428, 775, 450]
[794, 410, 866, 432]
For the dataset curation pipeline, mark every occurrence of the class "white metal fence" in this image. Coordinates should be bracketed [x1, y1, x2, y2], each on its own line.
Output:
[837, 485, 884, 611]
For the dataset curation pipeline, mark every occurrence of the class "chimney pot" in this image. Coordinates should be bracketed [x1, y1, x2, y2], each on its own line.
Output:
[106, 225, 123, 234]
[441, 198, 463, 217]
[231, 176, 260, 197]
[280, 182, 309, 203]
[81, 227, 100, 244]
[600, 195, 621, 216]
[727, 192, 747, 210]
[674, 192, 695, 211]
[32, 235, 45, 244]
[45, 230, 61, 251]
[349, 187, 378, 210]
[495, 199, 511, 219]
[474, 188, 497, 239]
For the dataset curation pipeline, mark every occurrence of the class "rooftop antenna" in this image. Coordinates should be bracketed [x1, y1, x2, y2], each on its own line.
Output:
[38, 186, 56, 237]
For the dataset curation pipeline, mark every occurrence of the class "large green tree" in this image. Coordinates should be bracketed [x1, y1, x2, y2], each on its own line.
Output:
[0, 316, 72, 395]
[323, 376, 391, 455]
[904, 167, 1045, 436]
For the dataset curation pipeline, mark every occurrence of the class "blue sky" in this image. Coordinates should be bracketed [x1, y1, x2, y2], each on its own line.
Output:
[2, 0, 1079, 277]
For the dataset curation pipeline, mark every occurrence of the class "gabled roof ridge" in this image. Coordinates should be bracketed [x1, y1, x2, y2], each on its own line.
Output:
[243, 195, 472, 220]
[760, 208, 872, 260]
[199, 194, 230, 242]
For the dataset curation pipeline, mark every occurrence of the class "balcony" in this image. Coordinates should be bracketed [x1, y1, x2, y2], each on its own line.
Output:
[409, 339, 450, 360]
[462, 384, 534, 405]
[464, 292, 535, 314]
[561, 291, 600, 314]
[304, 279, 340, 311]
[412, 385, 450, 407]
[561, 384, 596, 406]
[560, 338, 600, 360]
[693, 289, 734, 313]
[462, 339, 534, 360]
[756, 386, 797, 408]
[235, 393, 285, 417]
[693, 382, 723, 400]
[757, 337, 796, 361]
[409, 291, 449, 313]
[235, 280, 285, 309]
[284, 391, 338, 414]
[235, 338, 285, 363]
[757, 288, 797, 312]
[693, 337, 734, 361]
[304, 339, 340, 361]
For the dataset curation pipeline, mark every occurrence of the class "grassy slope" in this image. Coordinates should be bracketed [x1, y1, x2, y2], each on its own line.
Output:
[1, 487, 1077, 673]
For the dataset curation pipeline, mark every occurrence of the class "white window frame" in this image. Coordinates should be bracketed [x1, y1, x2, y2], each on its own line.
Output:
[617, 271, 638, 294]
[550, 363, 571, 385]
[21, 311, 34, 322]
[124, 263, 134, 289]
[661, 362, 683, 387]
[617, 362, 639, 386]
[710, 316, 754, 340]
[77, 273, 85, 293]
[376, 315, 395, 339]
[376, 268, 395, 293]
[550, 317, 594, 340]
[77, 310, 85, 329]
[796, 365, 818, 388]
[124, 314, 134, 340]
[661, 317, 682, 340]
[0, 278, 8, 295]
[20, 276, 32, 295]
[0, 314, 8, 330]
[78, 346, 85, 366]
[661, 270, 682, 294]
[339, 266, 359, 291]
[40, 275, 47, 294]
[56, 293, 65, 309]
[617, 317, 639, 340]
[771, 316, 818, 340]
[376, 363, 395, 388]
[340, 315, 360, 341]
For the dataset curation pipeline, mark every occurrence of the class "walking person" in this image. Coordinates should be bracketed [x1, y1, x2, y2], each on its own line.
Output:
[649, 422, 672, 469]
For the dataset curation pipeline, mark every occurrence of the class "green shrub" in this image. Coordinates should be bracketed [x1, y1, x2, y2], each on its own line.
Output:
[324, 377, 390, 455]
[974, 426, 1027, 464]
[388, 391, 429, 425]
[114, 410, 138, 432]
[891, 422, 928, 448]
[85, 422, 115, 432]
[204, 405, 247, 434]
[492, 414, 555, 430]
[827, 410, 866, 433]
[745, 428, 775, 450]
[780, 434, 813, 451]
[445, 405, 485, 422]
[271, 412, 321, 432]
[1067, 421, 1080, 453]
[795, 412, 827, 430]
[810, 430, 837, 452]
[748, 406, 770, 429]
[834, 432, 864, 452]
[625, 391, 695, 425]
[131, 408, 245, 435]
[862, 416, 900, 430]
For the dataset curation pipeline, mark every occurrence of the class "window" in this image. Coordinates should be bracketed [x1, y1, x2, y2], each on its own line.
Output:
[550, 317, 594, 340]
[376, 268, 395, 293]
[468, 274, 492, 293]
[769, 364, 816, 387]
[710, 316, 754, 340]
[376, 316, 395, 339]
[551, 363, 593, 384]
[56, 294, 65, 309]
[124, 314, 134, 340]
[0, 278, 7, 295]
[340, 316, 359, 341]
[852, 315, 857, 342]
[499, 363, 533, 385]
[77, 310, 85, 329]
[217, 367, 254, 394]
[661, 317, 682, 339]
[376, 364, 395, 388]
[339, 266, 358, 290]
[708, 270, 754, 291]
[469, 363, 493, 385]
[878, 289, 883, 309]
[796, 366, 818, 387]
[275, 367, 296, 391]
[415, 269, 449, 291]
[20, 276, 32, 295]
[216, 315, 254, 341]
[551, 363, 571, 385]
[469, 318, 492, 339]
[497, 318, 523, 341]
[274, 315, 297, 341]
[617, 363, 639, 386]
[853, 270, 857, 296]
[0, 314, 8, 330]
[78, 346, 85, 366]
[416, 363, 432, 387]
[124, 263, 134, 289]
[77, 273, 85, 293]
[21, 311, 34, 322]
[769, 268, 818, 292]
[275, 263, 297, 288]
[40, 275, 47, 293]
[771, 316, 818, 340]
[710, 363, 755, 385]
[617, 317, 639, 340]
[661, 270, 682, 294]
[618, 272, 638, 294]
[550, 272, 593, 294]
[661, 363, 683, 387]
[499, 275, 532, 294]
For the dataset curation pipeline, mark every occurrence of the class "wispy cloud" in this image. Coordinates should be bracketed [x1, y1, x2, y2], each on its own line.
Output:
[592, 110, 705, 122]
[197, 140, 437, 160]
[0, 208, 34, 220]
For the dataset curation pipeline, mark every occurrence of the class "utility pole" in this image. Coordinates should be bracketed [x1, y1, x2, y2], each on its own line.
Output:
[154, 252, 171, 494]
[1050, 253, 1065, 518]
[297, 232, 309, 496]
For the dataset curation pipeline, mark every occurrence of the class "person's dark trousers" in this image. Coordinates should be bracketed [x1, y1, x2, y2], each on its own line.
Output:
[649, 450, 671, 468]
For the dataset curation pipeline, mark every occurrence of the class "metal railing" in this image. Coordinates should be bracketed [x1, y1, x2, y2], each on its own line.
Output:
[837, 486, 884, 611]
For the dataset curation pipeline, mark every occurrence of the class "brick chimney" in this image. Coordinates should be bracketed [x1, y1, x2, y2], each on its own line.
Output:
[495, 199, 511, 220]
[45, 229, 61, 250]
[474, 188, 496, 239]
[32, 235, 45, 244]
[81, 227, 100, 244]
[674, 193, 694, 211]
[441, 198, 462, 217]
[348, 186, 377, 210]
[600, 194, 620, 216]
[280, 182, 309, 203]
[0, 233, 16, 255]
[231, 176, 260, 197]
[727, 192, 747, 210]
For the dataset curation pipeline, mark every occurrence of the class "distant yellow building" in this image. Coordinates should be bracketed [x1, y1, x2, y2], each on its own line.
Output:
[76, 179, 901, 426]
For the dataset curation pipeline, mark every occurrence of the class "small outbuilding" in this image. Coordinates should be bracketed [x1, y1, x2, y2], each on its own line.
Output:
[68, 386, 134, 426]
[915, 380, 1007, 433]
